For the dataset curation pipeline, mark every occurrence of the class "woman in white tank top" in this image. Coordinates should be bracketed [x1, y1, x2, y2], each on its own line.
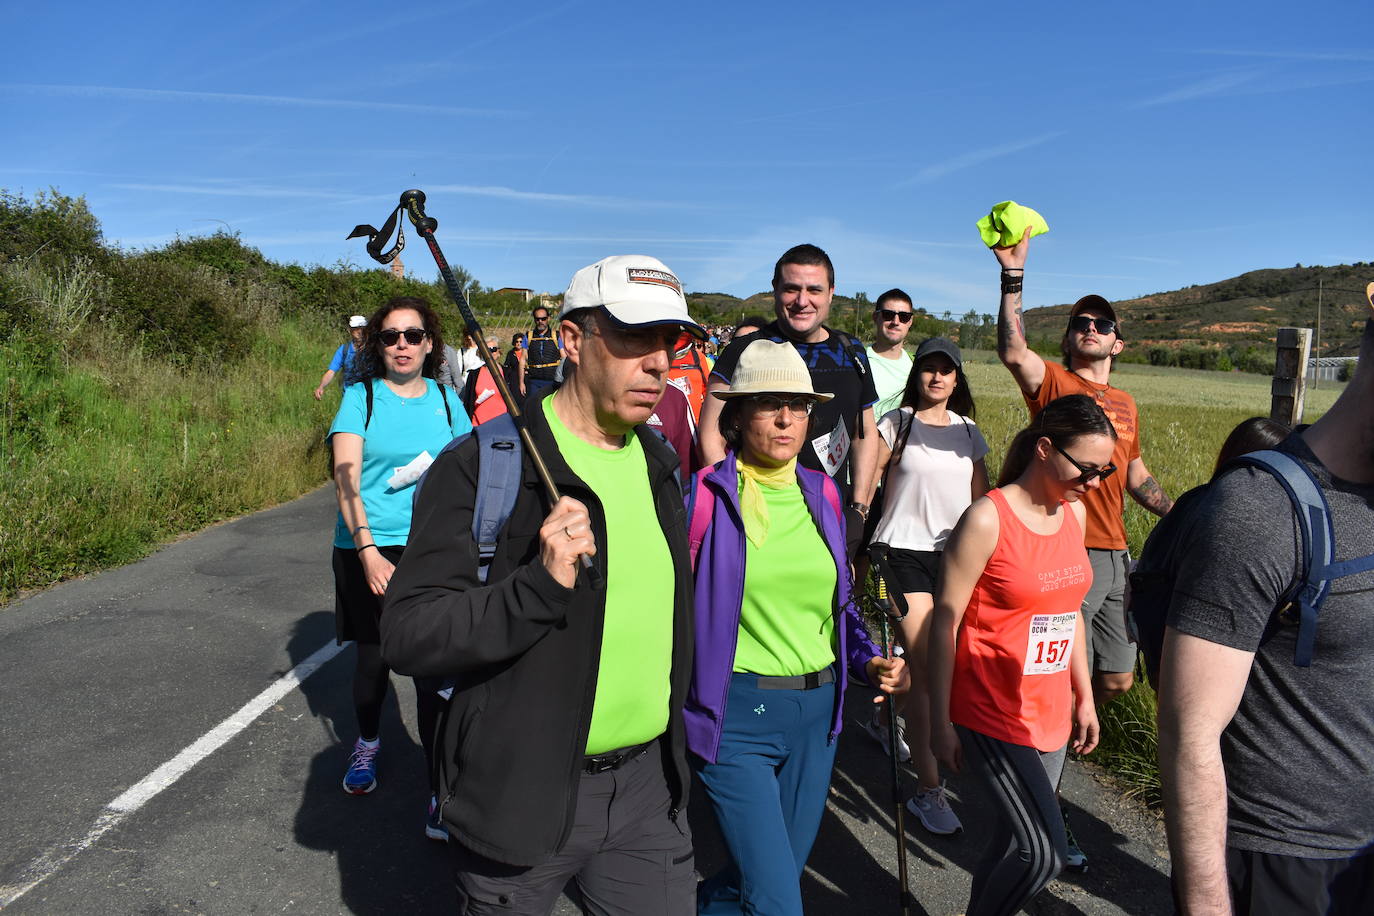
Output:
[864, 337, 989, 835]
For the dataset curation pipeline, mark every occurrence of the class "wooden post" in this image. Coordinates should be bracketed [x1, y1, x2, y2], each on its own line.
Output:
[1271, 327, 1312, 425]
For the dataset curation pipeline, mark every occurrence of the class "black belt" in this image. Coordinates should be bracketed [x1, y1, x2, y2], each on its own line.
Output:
[754, 667, 835, 691]
[583, 739, 655, 775]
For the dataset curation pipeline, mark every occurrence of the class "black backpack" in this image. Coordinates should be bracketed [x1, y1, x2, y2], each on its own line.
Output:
[1129, 442, 1374, 687]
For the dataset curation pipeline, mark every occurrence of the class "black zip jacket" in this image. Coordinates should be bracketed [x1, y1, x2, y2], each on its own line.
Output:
[380, 398, 693, 866]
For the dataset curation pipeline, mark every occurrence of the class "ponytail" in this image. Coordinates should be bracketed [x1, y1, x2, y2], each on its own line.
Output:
[996, 394, 1116, 487]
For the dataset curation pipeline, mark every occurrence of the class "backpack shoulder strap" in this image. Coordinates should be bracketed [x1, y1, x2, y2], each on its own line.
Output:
[1223, 449, 1330, 666]
[364, 377, 374, 430]
[437, 381, 452, 428]
[819, 472, 845, 527]
[471, 413, 523, 584]
[686, 466, 717, 570]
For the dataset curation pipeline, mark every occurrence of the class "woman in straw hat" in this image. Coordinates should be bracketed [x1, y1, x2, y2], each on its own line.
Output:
[685, 339, 909, 915]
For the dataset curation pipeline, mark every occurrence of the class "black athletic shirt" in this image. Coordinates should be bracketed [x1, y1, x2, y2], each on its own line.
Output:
[711, 321, 878, 499]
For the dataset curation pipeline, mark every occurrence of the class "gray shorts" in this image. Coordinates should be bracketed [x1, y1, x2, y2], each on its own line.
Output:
[1081, 548, 1138, 675]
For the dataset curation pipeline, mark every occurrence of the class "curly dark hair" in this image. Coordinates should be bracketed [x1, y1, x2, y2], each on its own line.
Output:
[347, 296, 445, 382]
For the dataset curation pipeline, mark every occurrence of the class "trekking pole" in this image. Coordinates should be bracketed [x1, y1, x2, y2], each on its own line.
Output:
[870, 546, 915, 916]
[348, 189, 599, 587]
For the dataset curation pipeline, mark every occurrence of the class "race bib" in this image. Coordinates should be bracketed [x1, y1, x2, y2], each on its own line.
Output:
[811, 417, 850, 477]
[1023, 612, 1076, 675]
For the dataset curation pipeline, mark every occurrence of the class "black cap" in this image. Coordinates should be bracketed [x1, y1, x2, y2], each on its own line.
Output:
[1070, 295, 1123, 339]
[913, 336, 963, 368]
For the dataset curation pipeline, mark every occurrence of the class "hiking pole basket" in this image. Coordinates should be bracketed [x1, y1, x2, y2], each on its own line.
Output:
[348, 189, 599, 586]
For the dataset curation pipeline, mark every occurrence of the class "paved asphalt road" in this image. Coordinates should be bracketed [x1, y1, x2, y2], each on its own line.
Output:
[0, 486, 1172, 915]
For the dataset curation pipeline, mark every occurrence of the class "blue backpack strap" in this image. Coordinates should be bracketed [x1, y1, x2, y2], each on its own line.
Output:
[1225, 449, 1330, 667]
[471, 413, 523, 584]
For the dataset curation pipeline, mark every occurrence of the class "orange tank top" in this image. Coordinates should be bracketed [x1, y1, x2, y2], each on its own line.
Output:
[949, 488, 1093, 751]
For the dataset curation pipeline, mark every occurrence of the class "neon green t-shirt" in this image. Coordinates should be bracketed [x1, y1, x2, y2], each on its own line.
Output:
[544, 397, 674, 754]
[733, 481, 838, 677]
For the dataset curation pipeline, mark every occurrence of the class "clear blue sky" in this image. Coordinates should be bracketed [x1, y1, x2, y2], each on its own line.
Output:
[5, 0, 1372, 315]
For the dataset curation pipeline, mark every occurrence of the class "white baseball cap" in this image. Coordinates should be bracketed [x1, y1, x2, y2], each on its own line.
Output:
[561, 255, 706, 338]
[348, 315, 367, 328]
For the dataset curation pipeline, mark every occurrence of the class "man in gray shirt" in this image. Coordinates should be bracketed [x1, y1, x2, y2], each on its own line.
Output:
[1158, 308, 1374, 914]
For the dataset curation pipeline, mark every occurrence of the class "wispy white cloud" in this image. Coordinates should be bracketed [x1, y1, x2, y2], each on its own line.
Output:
[427, 184, 698, 210]
[1191, 48, 1374, 62]
[0, 83, 518, 118]
[110, 181, 360, 201]
[1133, 69, 1262, 107]
[894, 131, 1066, 187]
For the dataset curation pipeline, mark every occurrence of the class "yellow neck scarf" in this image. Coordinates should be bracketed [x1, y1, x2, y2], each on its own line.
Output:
[738, 456, 797, 548]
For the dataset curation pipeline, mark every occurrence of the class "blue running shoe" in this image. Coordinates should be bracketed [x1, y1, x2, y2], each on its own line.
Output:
[342, 738, 379, 795]
[425, 795, 448, 842]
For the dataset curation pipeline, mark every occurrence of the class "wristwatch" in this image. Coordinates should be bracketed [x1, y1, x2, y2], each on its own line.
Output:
[848, 502, 870, 521]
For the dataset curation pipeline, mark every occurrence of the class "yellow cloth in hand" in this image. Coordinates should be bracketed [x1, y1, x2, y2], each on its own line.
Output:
[738, 457, 798, 548]
[977, 201, 1049, 248]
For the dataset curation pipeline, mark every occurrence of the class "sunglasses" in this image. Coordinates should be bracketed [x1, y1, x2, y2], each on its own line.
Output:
[378, 327, 428, 347]
[751, 395, 816, 419]
[1068, 315, 1117, 336]
[489, 346, 501, 353]
[1053, 442, 1117, 484]
[878, 308, 914, 324]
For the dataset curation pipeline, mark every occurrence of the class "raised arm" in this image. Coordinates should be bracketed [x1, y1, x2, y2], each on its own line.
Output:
[1158, 628, 1254, 915]
[1127, 456, 1173, 517]
[994, 227, 1047, 399]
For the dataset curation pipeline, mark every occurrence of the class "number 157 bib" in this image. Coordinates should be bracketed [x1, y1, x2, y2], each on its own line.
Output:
[1023, 612, 1077, 675]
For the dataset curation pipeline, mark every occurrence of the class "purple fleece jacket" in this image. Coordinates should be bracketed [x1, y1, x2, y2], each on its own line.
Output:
[684, 451, 883, 764]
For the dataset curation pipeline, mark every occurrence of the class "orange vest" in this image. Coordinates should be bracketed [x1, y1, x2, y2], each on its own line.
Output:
[950, 489, 1092, 751]
[667, 349, 709, 422]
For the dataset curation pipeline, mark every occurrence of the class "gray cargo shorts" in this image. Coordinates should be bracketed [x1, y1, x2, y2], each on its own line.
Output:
[1081, 548, 1138, 675]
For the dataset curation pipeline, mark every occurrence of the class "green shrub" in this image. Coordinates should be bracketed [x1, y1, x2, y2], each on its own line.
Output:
[106, 255, 263, 364]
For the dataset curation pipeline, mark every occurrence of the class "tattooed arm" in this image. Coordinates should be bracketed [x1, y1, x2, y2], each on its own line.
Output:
[993, 226, 1046, 399]
[1127, 457, 1174, 517]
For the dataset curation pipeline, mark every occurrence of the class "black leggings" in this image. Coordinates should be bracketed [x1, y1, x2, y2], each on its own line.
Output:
[353, 643, 443, 793]
[958, 726, 1069, 916]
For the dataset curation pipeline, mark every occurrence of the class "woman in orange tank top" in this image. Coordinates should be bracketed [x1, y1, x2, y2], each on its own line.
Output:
[928, 394, 1117, 916]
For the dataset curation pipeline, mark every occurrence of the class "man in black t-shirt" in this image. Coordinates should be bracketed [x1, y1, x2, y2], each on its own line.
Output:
[699, 244, 879, 518]
[1158, 313, 1374, 915]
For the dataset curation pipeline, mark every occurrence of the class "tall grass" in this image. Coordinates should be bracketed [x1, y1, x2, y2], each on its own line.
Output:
[0, 316, 338, 600]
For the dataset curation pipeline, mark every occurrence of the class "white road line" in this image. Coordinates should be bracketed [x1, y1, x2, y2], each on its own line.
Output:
[0, 639, 347, 909]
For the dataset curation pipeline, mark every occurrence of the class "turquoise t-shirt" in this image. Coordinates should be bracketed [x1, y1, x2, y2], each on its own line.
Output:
[734, 481, 838, 677]
[328, 378, 471, 548]
[543, 397, 674, 755]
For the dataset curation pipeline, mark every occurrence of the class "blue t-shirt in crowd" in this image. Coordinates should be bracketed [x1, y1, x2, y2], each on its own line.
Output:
[328, 342, 358, 386]
[327, 378, 471, 549]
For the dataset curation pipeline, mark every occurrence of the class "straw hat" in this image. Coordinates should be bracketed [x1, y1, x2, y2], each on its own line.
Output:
[711, 339, 834, 402]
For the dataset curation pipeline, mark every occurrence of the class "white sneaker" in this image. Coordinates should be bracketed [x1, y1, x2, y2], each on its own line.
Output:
[907, 783, 963, 835]
[862, 707, 910, 762]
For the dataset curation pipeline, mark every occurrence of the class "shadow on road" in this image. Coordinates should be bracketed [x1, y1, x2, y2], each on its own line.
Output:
[287, 611, 454, 915]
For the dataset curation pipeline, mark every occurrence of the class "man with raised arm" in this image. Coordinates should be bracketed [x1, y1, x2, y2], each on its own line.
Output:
[698, 245, 879, 538]
[994, 228, 1173, 868]
[382, 255, 704, 915]
[1158, 308, 1374, 915]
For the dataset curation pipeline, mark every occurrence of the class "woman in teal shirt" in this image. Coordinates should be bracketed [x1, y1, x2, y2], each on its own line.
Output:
[327, 296, 470, 840]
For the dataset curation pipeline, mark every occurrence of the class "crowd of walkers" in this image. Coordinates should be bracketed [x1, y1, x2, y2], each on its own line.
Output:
[312, 239, 1374, 915]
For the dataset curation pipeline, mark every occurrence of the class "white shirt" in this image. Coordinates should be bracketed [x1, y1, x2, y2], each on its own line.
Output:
[872, 407, 989, 551]
[865, 345, 913, 420]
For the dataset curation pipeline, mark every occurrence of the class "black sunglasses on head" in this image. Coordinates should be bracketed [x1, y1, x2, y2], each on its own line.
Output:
[878, 308, 913, 324]
[1053, 442, 1117, 484]
[378, 327, 428, 347]
[1068, 315, 1117, 336]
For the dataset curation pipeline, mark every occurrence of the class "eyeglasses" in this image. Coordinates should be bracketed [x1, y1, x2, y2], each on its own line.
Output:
[878, 308, 913, 325]
[489, 346, 501, 353]
[1053, 442, 1117, 484]
[1068, 315, 1117, 336]
[750, 395, 816, 419]
[378, 327, 428, 347]
[533, 314, 549, 322]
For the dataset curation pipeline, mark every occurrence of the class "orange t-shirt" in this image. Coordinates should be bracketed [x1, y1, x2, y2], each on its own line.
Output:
[950, 489, 1092, 752]
[468, 365, 509, 426]
[1025, 362, 1141, 550]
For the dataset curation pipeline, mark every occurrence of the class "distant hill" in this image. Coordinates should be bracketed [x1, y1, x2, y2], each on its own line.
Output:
[1023, 263, 1372, 359]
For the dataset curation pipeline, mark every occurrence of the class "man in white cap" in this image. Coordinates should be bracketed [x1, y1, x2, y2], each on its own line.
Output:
[382, 255, 703, 915]
[313, 314, 367, 399]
